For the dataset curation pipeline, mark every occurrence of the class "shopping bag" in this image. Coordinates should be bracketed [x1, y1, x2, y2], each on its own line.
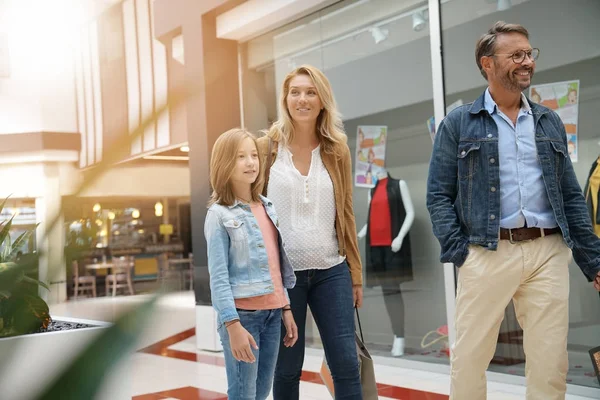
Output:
[320, 357, 335, 397]
[319, 309, 378, 399]
[590, 346, 600, 385]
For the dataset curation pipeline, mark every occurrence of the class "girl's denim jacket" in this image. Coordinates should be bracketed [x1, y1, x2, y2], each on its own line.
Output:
[204, 195, 296, 326]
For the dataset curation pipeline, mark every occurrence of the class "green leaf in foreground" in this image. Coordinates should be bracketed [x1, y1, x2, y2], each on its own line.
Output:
[35, 296, 157, 400]
[20, 276, 50, 291]
[11, 294, 51, 333]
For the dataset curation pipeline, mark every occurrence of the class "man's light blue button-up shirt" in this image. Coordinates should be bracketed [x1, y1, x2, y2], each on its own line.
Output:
[484, 88, 557, 229]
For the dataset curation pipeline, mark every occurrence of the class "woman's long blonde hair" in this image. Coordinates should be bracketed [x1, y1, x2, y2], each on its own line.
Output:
[266, 65, 347, 158]
[208, 128, 264, 207]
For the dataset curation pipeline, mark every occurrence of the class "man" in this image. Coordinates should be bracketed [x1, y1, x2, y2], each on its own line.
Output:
[426, 21, 600, 399]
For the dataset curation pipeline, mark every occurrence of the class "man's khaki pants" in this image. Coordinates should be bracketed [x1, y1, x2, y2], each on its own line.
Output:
[450, 233, 571, 400]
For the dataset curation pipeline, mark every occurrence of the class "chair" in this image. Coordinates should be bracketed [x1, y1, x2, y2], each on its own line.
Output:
[157, 253, 182, 292]
[106, 256, 135, 297]
[72, 260, 96, 299]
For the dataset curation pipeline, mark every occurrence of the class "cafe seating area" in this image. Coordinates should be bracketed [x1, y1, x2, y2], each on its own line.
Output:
[69, 252, 194, 299]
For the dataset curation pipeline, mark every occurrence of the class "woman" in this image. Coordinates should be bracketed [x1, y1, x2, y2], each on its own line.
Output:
[258, 65, 363, 399]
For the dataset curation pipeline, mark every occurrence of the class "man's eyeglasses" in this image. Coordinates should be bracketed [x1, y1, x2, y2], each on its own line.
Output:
[493, 48, 540, 64]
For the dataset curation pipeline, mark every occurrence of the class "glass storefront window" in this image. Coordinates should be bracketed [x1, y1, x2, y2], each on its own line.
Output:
[242, 0, 449, 365]
[442, 0, 600, 389]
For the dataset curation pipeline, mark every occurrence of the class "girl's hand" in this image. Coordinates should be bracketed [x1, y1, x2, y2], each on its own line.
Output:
[282, 310, 298, 347]
[227, 322, 258, 363]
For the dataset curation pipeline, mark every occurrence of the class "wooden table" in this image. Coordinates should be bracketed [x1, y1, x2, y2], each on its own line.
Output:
[85, 263, 114, 271]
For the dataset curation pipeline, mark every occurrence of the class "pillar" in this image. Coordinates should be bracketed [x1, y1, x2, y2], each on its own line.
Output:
[153, 0, 243, 351]
[35, 164, 66, 304]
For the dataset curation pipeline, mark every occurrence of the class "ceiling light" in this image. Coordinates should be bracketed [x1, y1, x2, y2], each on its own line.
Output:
[497, 0, 512, 10]
[180, 145, 190, 152]
[155, 202, 163, 217]
[108, 212, 116, 220]
[369, 27, 389, 44]
[412, 10, 428, 32]
[92, 203, 101, 212]
[132, 209, 140, 219]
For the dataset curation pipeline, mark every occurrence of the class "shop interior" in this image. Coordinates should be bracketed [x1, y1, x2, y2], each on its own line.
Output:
[240, 0, 600, 388]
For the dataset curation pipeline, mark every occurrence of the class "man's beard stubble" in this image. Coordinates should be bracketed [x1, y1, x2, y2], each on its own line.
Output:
[495, 60, 534, 93]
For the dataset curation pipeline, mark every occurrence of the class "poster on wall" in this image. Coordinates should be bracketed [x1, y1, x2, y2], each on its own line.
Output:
[426, 99, 463, 143]
[426, 117, 436, 143]
[355, 125, 387, 188]
[529, 80, 580, 162]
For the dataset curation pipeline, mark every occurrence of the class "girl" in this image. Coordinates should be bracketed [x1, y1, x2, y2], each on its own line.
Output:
[204, 128, 298, 400]
[258, 65, 364, 399]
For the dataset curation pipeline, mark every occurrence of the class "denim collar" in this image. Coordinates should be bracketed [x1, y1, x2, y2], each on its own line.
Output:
[228, 194, 272, 209]
[470, 88, 545, 116]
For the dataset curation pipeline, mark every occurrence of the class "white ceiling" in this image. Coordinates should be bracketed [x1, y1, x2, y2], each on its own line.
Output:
[247, 0, 531, 71]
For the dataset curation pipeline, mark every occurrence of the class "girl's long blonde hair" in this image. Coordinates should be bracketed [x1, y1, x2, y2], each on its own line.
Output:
[209, 128, 264, 207]
[266, 65, 347, 158]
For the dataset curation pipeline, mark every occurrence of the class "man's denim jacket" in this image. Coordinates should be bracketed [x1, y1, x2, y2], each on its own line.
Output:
[426, 91, 600, 281]
[204, 195, 296, 326]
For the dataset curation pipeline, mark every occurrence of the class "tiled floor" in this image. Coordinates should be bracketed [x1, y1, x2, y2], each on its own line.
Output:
[49, 292, 600, 400]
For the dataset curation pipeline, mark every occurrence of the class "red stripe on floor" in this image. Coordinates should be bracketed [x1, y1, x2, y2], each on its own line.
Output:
[139, 327, 196, 355]
[132, 386, 227, 400]
[138, 328, 449, 399]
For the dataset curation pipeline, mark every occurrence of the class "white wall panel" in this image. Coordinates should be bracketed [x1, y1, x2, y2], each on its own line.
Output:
[74, 36, 87, 167]
[81, 25, 95, 165]
[123, 0, 142, 155]
[136, 0, 155, 152]
[150, 0, 170, 148]
[90, 22, 103, 162]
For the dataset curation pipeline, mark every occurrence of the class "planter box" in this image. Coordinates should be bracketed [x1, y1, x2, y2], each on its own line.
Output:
[196, 305, 222, 352]
[0, 316, 131, 400]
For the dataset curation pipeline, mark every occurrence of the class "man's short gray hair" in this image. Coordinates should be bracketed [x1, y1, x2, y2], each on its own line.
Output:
[475, 21, 529, 80]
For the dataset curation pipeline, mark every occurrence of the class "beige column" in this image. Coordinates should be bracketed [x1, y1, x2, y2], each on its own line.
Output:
[153, 0, 243, 352]
[35, 164, 66, 304]
[162, 197, 170, 243]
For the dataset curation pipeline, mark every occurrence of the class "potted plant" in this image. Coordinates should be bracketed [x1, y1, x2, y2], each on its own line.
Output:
[0, 197, 51, 338]
[0, 197, 105, 398]
[0, 244, 155, 400]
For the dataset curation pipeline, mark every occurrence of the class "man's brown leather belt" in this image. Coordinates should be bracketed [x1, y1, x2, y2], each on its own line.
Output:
[499, 227, 561, 242]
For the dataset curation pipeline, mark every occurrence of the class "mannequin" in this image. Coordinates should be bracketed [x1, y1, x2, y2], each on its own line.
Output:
[358, 170, 415, 356]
